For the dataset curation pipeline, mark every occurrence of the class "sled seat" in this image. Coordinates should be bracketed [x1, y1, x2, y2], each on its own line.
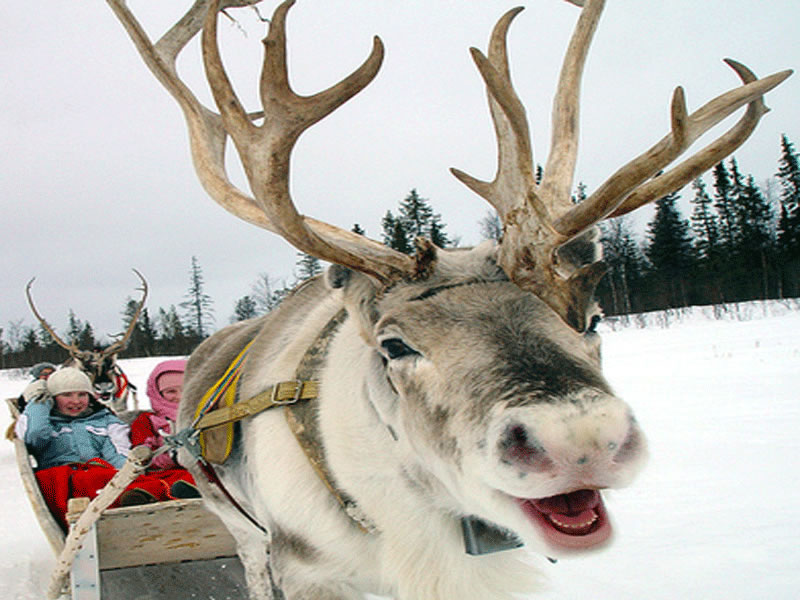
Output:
[6, 398, 246, 599]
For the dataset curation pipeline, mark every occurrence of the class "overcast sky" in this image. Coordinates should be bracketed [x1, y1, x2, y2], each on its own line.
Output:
[2, 0, 798, 344]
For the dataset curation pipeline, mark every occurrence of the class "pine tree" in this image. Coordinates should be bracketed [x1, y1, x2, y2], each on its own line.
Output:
[382, 210, 412, 254]
[598, 217, 646, 315]
[399, 189, 434, 240]
[232, 296, 258, 322]
[645, 190, 694, 307]
[77, 322, 96, 351]
[38, 322, 63, 363]
[535, 164, 544, 185]
[571, 182, 587, 205]
[737, 175, 775, 299]
[776, 134, 800, 296]
[157, 305, 188, 355]
[690, 177, 720, 263]
[727, 157, 748, 245]
[180, 256, 215, 339]
[119, 302, 157, 357]
[295, 252, 322, 281]
[399, 189, 450, 248]
[67, 310, 82, 346]
[21, 327, 42, 365]
[351, 223, 366, 235]
[689, 176, 726, 303]
[712, 161, 738, 252]
[479, 210, 502, 241]
[428, 214, 450, 248]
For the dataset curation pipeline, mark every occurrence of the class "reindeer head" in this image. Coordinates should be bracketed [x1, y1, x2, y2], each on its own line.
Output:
[26, 269, 147, 403]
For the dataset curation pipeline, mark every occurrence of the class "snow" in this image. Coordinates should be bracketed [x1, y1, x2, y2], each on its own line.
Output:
[2, 304, 799, 599]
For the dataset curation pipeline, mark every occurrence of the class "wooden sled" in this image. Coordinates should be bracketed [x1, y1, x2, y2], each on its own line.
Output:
[6, 398, 246, 600]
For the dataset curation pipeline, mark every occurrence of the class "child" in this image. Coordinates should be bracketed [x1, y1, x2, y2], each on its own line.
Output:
[130, 360, 200, 498]
[17, 367, 130, 470]
[16, 367, 186, 529]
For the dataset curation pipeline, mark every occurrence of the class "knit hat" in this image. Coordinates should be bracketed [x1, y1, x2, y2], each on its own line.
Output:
[47, 367, 94, 397]
[146, 359, 187, 425]
[30, 362, 57, 379]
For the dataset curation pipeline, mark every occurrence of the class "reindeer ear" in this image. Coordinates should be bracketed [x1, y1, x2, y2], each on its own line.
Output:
[327, 266, 382, 342]
[325, 264, 355, 290]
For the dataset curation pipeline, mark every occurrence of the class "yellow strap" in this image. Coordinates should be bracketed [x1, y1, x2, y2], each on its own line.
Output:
[197, 380, 320, 430]
[195, 339, 255, 462]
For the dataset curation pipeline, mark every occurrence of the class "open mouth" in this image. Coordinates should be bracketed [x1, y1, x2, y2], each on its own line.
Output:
[515, 489, 612, 551]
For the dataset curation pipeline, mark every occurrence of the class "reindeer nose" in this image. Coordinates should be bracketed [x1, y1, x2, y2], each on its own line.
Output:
[498, 423, 554, 473]
[498, 411, 642, 474]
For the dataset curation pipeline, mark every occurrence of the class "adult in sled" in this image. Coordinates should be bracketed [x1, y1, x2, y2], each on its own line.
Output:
[130, 359, 199, 498]
[17, 361, 57, 411]
[15, 367, 176, 529]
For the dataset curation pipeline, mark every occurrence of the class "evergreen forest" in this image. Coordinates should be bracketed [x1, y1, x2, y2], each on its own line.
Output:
[3, 135, 799, 369]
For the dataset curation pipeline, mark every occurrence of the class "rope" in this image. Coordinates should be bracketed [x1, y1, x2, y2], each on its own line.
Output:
[46, 445, 153, 599]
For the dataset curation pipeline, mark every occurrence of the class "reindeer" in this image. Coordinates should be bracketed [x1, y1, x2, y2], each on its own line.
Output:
[26, 269, 148, 413]
[105, 0, 790, 598]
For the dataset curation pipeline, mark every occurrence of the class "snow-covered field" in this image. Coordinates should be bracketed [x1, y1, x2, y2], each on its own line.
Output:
[2, 301, 799, 599]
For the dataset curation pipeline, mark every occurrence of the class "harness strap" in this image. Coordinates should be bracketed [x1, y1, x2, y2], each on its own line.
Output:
[281, 309, 377, 533]
[197, 380, 319, 430]
[171, 308, 376, 535]
[193, 339, 256, 463]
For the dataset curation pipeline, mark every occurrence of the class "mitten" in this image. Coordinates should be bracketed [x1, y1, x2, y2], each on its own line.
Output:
[22, 380, 49, 403]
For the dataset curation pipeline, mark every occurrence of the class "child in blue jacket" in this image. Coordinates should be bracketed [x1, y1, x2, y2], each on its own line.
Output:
[17, 367, 131, 469]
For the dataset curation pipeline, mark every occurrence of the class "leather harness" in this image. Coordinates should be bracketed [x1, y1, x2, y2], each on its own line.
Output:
[175, 309, 376, 534]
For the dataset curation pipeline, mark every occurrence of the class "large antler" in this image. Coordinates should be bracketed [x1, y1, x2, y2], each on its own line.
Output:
[107, 0, 414, 285]
[451, 0, 791, 331]
[104, 269, 149, 356]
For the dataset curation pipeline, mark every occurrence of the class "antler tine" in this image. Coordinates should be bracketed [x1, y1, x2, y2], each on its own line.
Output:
[26, 277, 78, 354]
[538, 0, 605, 212]
[607, 60, 793, 219]
[555, 61, 793, 237]
[202, 0, 414, 283]
[104, 269, 149, 356]
[450, 7, 536, 222]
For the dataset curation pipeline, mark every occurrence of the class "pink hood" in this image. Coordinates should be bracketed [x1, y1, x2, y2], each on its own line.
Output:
[146, 359, 187, 433]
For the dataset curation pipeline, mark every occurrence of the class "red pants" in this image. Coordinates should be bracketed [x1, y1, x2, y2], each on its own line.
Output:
[35, 459, 196, 530]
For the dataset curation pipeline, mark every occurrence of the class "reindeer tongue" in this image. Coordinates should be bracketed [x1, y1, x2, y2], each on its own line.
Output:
[532, 490, 601, 535]
[518, 489, 612, 550]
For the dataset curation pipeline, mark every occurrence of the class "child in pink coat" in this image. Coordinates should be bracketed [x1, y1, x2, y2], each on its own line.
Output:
[130, 360, 199, 498]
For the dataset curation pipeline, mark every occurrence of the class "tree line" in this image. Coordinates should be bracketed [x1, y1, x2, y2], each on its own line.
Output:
[597, 134, 800, 316]
[3, 135, 798, 369]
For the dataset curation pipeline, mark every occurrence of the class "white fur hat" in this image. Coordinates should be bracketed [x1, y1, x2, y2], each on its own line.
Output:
[47, 367, 94, 397]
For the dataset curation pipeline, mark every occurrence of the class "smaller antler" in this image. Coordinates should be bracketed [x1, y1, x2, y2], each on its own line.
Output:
[452, 0, 792, 331]
[104, 269, 149, 356]
[26, 278, 79, 353]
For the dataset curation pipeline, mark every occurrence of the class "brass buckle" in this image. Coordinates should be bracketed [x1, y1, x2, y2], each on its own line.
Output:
[271, 380, 303, 405]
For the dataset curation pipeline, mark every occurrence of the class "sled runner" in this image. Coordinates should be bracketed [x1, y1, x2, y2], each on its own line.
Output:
[6, 398, 246, 600]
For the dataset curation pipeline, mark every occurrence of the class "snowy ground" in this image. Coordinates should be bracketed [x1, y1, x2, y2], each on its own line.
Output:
[2, 301, 799, 599]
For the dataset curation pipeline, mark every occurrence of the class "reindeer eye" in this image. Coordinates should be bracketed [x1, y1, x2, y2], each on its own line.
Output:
[380, 338, 418, 360]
